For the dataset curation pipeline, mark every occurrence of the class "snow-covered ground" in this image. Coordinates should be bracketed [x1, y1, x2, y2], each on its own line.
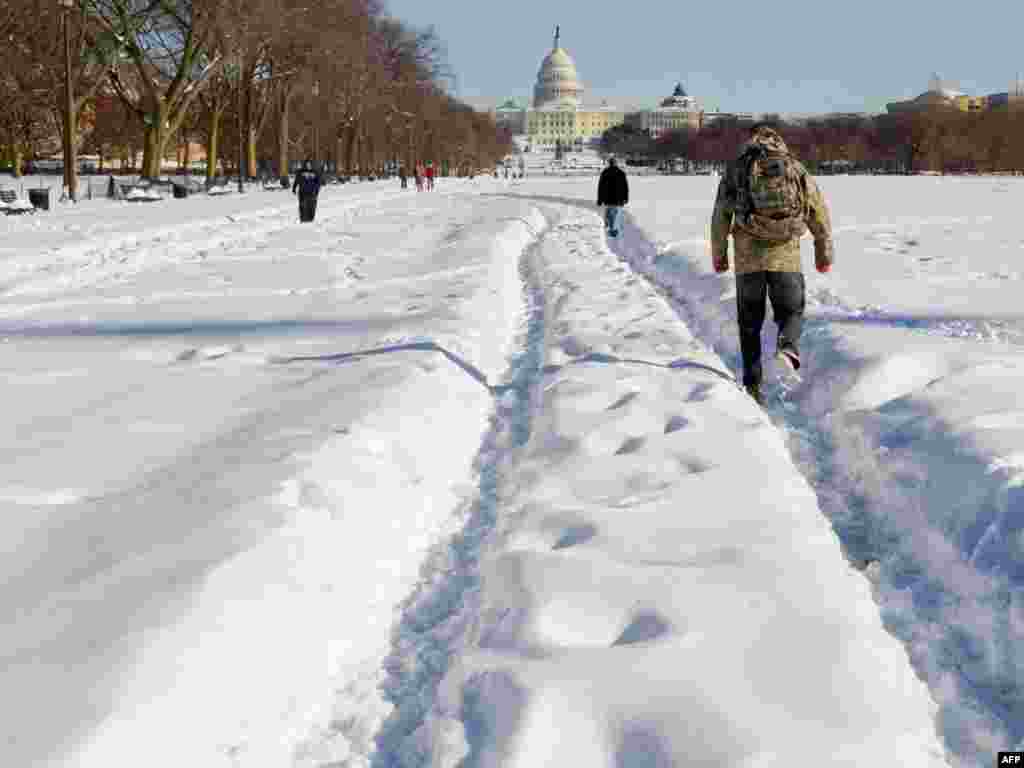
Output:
[3, 172, 1021, 767]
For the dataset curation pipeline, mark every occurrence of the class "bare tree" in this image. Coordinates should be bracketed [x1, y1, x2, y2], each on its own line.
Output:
[89, 0, 228, 177]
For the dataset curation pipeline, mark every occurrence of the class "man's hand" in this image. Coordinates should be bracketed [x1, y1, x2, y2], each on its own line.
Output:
[814, 240, 833, 275]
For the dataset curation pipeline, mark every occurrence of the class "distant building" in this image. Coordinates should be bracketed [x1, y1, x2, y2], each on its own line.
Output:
[985, 78, 1024, 110]
[494, 27, 767, 150]
[625, 83, 703, 137]
[886, 73, 1007, 114]
[493, 99, 527, 135]
[702, 110, 756, 124]
[520, 27, 627, 149]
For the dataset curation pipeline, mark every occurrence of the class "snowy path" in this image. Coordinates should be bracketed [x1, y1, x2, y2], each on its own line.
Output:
[376, 195, 947, 767]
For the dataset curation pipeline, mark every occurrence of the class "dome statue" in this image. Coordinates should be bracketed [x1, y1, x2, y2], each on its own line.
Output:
[533, 25, 584, 108]
[660, 82, 696, 109]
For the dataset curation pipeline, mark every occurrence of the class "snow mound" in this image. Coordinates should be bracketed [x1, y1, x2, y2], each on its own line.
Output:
[124, 188, 164, 202]
[2, 197, 35, 213]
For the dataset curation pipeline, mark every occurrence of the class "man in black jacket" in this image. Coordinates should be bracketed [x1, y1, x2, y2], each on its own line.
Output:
[292, 160, 323, 222]
[597, 155, 629, 238]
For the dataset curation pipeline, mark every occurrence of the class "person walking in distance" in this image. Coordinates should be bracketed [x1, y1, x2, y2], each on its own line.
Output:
[597, 155, 629, 238]
[292, 160, 323, 223]
[710, 123, 834, 405]
[398, 165, 408, 189]
[425, 161, 435, 191]
[414, 163, 424, 192]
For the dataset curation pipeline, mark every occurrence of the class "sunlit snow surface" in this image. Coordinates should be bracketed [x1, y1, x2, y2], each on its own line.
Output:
[3, 172, 1020, 767]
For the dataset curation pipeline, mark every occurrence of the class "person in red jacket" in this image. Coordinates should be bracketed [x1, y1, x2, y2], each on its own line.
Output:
[425, 161, 435, 191]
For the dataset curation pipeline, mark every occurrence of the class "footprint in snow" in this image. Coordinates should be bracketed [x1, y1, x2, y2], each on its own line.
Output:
[685, 382, 718, 402]
[607, 392, 641, 411]
[612, 611, 672, 646]
[664, 415, 689, 433]
[615, 436, 646, 455]
[552, 524, 598, 550]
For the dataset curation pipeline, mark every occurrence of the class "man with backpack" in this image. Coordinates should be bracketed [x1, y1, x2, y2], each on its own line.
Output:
[292, 159, 323, 223]
[597, 155, 629, 237]
[711, 123, 833, 405]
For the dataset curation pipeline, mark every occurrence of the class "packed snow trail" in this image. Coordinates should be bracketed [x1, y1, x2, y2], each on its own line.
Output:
[0, 184, 546, 767]
[558, 173, 1024, 766]
[370, 215, 548, 768]
[381, 196, 948, 767]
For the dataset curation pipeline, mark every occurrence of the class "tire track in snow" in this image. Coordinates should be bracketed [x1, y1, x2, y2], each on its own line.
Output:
[368, 216, 550, 768]
[612, 214, 1024, 766]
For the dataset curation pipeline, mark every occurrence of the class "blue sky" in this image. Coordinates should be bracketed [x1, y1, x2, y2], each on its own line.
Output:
[383, 0, 1024, 115]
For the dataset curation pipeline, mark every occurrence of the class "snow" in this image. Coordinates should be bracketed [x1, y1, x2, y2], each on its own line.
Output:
[1, 196, 36, 213]
[124, 187, 165, 202]
[4, 170, 1022, 768]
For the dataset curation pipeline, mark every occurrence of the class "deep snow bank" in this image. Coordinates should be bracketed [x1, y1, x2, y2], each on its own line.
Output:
[1, 193, 544, 768]
[394, 200, 948, 767]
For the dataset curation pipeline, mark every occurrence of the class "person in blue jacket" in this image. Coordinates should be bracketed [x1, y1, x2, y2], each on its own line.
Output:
[292, 160, 323, 222]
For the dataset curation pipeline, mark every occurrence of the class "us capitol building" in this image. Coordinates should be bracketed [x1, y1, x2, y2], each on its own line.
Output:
[491, 27, 748, 151]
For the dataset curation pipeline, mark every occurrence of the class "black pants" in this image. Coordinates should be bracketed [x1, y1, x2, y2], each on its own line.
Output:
[736, 271, 805, 387]
[298, 193, 318, 222]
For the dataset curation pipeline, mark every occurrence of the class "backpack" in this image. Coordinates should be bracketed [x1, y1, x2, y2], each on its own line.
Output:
[735, 145, 808, 242]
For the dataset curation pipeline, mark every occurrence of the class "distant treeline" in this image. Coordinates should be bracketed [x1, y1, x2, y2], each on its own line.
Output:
[600, 108, 1024, 173]
[0, 0, 512, 180]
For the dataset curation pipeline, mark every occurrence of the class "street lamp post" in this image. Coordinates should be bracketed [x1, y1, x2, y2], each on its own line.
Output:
[311, 80, 319, 170]
[59, 0, 77, 202]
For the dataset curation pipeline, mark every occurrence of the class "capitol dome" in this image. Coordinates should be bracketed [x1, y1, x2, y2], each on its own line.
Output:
[533, 27, 584, 108]
[660, 82, 697, 109]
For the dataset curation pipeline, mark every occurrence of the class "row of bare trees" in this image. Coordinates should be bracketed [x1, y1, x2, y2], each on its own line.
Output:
[1, 0, 512, 183]
[604, 108, 1024, 174]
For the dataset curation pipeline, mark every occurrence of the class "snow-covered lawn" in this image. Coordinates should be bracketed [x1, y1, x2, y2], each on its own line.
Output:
[3, 172, 1021, 767]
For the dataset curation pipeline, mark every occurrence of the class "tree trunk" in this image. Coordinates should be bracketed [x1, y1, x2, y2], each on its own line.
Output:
[247, 128, 258, 179]
[184, 134, 191, 170]
[12, 146, 23, 178]
[141, 118, 165, 178]
[277, 89, 290, 181]
[355, 130, 365, 173]
[206, 110, 222, 182]
[344, 128, 357, 175]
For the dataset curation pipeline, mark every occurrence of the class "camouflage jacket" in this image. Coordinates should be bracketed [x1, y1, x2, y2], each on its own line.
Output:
[710, 129, 833, 274]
